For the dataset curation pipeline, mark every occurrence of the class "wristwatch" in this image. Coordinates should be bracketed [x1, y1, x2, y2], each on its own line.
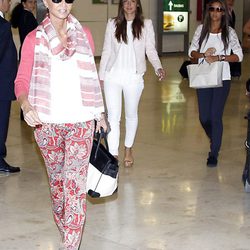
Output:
[220, 55, 226, 61]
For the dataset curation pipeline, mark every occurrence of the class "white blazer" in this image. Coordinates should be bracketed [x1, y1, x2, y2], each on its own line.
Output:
[99, 18, 163, 81]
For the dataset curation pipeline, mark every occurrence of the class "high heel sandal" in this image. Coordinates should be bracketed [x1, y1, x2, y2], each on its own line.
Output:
[124, 147, 134, 168]
[124, 159, 134, 168]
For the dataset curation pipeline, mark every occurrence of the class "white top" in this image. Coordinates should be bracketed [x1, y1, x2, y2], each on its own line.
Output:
[39, 54, 95, 123]
[104, 20, 143, 84]
[189, 25, 243, 80]
[99, 19, 162, 81]
[0, 11, 4, 18]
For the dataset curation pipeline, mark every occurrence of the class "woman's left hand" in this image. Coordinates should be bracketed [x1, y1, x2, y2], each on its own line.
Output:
[157, 68, 166, 81]
[96, 113, 108, 133]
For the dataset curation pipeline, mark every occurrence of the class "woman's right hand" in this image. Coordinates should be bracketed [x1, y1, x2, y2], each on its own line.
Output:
[95, 113, 108, 133]
[156, 68, 166, 81]
[21, 100, 42, 127]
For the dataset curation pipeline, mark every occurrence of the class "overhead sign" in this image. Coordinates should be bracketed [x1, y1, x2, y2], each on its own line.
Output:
[163, 0, 189, 33]
[164, 0, 189, 11]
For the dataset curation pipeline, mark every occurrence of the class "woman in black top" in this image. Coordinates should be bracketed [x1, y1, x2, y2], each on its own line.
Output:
[10, 0, 38, 59]
[10, 0, 37, 120]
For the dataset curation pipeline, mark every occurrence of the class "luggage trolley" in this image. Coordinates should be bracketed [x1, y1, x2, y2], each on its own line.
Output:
[242, 111, 250, 192]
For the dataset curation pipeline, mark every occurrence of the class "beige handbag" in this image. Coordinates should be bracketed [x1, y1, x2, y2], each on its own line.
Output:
[187, 61, 223, 89]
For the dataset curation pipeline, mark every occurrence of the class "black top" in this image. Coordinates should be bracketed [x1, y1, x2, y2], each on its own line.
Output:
[228, 10, 236, 29]
[0, 17, 17, 100]
[17, 10, 38, 45]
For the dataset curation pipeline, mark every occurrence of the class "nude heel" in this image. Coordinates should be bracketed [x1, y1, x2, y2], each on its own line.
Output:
[124, 147, 134, 167]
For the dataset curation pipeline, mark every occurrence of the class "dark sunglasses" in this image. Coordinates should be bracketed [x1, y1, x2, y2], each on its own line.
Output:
[52, 0, 74, 4]
[208, 6, 225, 12]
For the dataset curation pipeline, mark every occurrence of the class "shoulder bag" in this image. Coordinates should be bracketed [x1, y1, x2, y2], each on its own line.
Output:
[187, 61, 223, 89]
[87, 129, 119, 198]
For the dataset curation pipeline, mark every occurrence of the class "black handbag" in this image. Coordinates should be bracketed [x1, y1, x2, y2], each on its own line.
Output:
[179, 60, 192, 79]
[242, 112, 250, 192]
[86, 130, 119, 198]
[229, 62, 241, 78]
[246, 78, 250, 93]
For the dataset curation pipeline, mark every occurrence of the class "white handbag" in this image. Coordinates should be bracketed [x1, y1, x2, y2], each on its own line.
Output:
[87, 162, 118, 198]
[87, 130, 119, 198]
[187, 61, 224, 89]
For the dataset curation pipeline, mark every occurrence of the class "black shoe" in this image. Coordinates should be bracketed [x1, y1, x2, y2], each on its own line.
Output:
[207, 156, 218, 167]
[242, 166, 249, 184]
[0, 161, 20, 173]
[20, 109, 24, 121]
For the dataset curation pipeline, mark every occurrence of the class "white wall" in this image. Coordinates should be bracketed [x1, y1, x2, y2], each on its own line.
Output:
[234, 0, 244, 40]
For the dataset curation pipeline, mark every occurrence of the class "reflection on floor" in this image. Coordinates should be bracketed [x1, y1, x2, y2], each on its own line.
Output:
[1, 53, 250, 250]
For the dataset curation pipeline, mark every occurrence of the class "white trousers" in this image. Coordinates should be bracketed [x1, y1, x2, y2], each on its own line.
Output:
[104, 77, 144, 156]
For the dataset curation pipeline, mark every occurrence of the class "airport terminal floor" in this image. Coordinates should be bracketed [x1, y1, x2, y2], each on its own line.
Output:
[1, 53, 250, 250]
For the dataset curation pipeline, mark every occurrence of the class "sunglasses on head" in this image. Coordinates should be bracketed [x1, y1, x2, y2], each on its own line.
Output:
[52, 0, 74, 4]
[208, 6, 225, 12]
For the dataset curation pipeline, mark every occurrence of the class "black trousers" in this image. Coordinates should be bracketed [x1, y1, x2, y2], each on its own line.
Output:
[0, 100, 11, 162]
[196, 80, 231, 158]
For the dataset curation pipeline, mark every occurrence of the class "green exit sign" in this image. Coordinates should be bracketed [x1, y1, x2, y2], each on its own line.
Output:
[164, 0, 189, 12]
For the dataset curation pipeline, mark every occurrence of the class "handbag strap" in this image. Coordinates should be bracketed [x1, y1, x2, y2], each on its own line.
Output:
[94, 128, 109, 160]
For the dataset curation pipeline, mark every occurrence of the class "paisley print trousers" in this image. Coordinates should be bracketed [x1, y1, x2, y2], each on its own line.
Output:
[34, 121, 94, 250]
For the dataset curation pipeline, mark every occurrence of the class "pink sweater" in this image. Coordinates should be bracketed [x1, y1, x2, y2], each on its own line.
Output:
[15, 26, 95, 99]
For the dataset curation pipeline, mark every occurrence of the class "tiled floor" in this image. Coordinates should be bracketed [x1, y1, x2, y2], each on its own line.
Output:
[1, 53, 250, 250]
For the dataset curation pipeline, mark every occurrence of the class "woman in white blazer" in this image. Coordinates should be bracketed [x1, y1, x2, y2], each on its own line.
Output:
[99, 0, 165, 167]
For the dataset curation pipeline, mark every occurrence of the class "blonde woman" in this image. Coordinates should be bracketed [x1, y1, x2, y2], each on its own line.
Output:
[15, 0, 107, 249]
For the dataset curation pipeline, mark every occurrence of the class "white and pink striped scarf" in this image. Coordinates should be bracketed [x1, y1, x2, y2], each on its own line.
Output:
[28, 14, 103, 116]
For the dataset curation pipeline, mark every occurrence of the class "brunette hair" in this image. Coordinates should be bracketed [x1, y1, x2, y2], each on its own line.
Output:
[199, 0, 229, 51]
[114, 0, 144, 43]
